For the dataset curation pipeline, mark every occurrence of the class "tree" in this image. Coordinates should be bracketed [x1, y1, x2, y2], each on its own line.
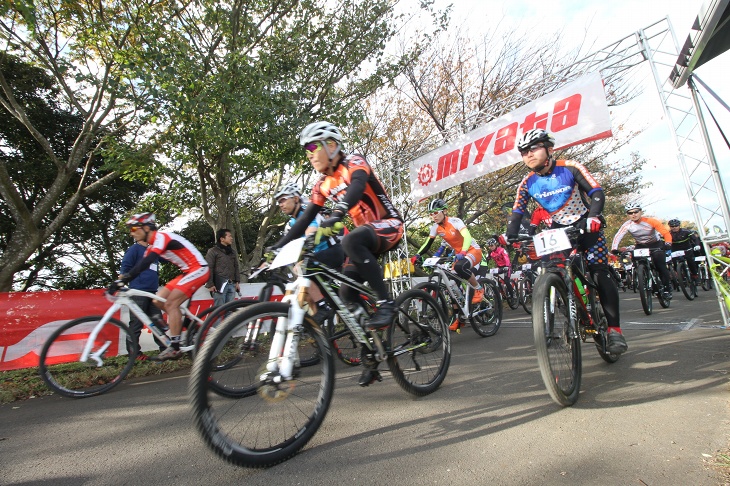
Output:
[0, 0, 173, 291]
[0, 53, 157, 290]
[137, 0, 447, 272]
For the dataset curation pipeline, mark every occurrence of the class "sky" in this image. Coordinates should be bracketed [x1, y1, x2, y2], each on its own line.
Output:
[430, 0, 730, 226]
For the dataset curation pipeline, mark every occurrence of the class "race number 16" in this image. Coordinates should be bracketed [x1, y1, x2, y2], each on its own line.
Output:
[533, 228, 571, 257]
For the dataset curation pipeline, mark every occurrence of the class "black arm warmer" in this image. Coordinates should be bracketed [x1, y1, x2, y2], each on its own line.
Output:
[340, 169, 368, 209]
[587, 189, 605, 217]
[125, 252, 158, 282]
[506, 212, 524, 237]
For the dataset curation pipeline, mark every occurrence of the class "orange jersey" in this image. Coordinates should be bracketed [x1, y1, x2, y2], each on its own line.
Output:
[310, 154, 401, 227]
[428, 216, 480, 252]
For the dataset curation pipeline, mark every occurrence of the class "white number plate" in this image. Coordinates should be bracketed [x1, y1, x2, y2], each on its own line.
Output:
[671, 250, 685, 258]
[423, 257, 440, 267]
[270, 238, 306, 269]
[522, 263, 532, 270]
[533, 228, 571, 257]
[512, 271, 522, 279]
[633, 248, 651, 258]
[490, 268, 500, 275]
[624, 264, 633, 270]
[665, 256, 672, 263]
[695, 256, 706, 262]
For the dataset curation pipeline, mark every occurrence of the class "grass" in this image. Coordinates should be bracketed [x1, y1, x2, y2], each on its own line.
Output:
[0, 352, 193, 404]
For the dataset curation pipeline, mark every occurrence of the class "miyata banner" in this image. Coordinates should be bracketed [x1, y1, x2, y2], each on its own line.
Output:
[409, 71, 613, 201]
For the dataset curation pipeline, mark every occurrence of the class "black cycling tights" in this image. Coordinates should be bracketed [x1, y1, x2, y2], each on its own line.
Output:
[340, 226, 390, 302]
[589, 264, 620, 328]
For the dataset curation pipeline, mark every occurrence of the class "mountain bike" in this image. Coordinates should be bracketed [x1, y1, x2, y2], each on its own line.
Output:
[618, 250, 634, 292]
[515, 263, 536, 314]
[670, 250, 697, 300]
[696, 254, 713, 291]
[38, 288, 207, 398]
[189, 235, 450, 468]
[416, 256, 502, 337]
[631, 247, 671, 315]
[485, 267, 519, 310]
[518, 226, 620, 407]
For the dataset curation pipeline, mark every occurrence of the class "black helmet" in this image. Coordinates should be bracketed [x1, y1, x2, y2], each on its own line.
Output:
[428, 198, 448, 213]
[668, 219, 681, 227]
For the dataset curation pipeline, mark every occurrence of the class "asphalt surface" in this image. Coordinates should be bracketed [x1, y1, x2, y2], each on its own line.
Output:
[1, 290, 729, 485]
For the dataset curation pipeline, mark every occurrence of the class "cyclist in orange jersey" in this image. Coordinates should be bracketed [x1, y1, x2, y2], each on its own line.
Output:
[269, 121, 404, 386]
[411, 198, 485, 331]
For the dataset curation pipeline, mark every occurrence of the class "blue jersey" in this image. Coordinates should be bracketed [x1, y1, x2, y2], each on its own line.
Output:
[512, 159, 603, 226]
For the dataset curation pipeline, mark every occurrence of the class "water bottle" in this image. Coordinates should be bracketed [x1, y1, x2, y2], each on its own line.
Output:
[449, 279, 463, 300]
[574, 278, 588, 306]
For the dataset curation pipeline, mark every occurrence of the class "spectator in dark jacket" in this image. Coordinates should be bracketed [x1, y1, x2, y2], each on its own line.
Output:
[205, 229, 241, 307]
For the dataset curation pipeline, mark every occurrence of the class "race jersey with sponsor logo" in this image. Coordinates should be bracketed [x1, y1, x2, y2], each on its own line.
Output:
[611, 217, 672, 249]
[310, 154, 402, 226]
[146, 231, 207, 273]
[427, 216, 480, 252]
[513, 159, 601, 226]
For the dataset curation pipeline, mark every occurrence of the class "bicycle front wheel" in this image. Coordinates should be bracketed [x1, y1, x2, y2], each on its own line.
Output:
[471, 278, 502, 337]
[678, 262, 696, 300]
[189, 302, 335, 468]
[519, 277, 533, 315]
[636, 264, 653, 315]
[700, 265, 713, 291]
[387, 289, 450, 396]
[38, 316, 134, 398]
[532, 273, 582, 407]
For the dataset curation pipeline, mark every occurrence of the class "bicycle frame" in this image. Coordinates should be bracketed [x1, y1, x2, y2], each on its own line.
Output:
[423, 257, 489, 321]
[81, 289, 200, 365]
[262, 238, 428, 382]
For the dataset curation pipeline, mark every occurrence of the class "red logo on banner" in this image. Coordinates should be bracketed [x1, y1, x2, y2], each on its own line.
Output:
[417, 164, 435, 186]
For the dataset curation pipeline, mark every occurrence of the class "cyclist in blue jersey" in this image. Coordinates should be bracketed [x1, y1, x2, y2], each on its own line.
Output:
[274, 182, 344, 325]
[502, 129, 627, 354]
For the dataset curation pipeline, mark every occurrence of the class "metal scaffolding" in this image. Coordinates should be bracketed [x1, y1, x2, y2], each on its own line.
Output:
[377, 16, 730, 324]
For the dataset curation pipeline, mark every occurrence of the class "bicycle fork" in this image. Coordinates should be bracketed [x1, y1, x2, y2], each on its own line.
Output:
[264, 279, 308, 383]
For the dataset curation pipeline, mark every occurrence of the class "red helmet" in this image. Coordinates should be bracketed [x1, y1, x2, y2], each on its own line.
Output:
[125, 212, 157, 229]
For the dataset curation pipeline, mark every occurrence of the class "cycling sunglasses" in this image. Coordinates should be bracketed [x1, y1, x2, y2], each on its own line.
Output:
[304, 141, 323, 154]
[626, 210, 641, 215]
[518, 143, 546, 156]
[128, 226, 141, 232]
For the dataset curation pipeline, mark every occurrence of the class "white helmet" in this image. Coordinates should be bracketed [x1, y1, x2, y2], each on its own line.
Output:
[274, 182, 300, 200]
[516, 129, 555, 151]
[624, 201, 642, 212]
[299, 121, 343, 146]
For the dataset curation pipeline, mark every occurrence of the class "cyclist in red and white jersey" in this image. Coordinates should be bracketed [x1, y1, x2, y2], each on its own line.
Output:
[114, 213, 209, 361]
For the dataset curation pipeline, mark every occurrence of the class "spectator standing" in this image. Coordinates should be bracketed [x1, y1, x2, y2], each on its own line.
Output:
[205, 228, 241, 307]
[119, 238, 165, 360]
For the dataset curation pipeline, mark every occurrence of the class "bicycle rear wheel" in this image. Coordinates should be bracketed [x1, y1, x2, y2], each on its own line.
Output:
[39, 316, 134, 398]
[532, 273, 582, 407]
[327, 314, 361, 366]
[387, 289, 450, 396]
[189, 302, 335, 468]
[471, 278, 502, 337]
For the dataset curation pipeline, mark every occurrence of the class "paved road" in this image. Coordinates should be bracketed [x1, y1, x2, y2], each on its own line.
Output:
[2, 291, 729, 485]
